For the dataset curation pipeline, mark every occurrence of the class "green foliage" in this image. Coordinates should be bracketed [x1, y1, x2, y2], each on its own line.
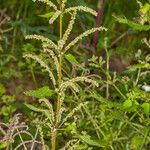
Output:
[123, 99, 133, 109]
[0, 141, 10, 149]
[65, 53, 79, 65]
[25, 86, 54, 98]
[114, 15, 150, 31]
[39, 12, 55, 18]
[0, 0, 150, 149]
[77, 132, 108, 147]
[141, 102, 150, 114]
[0, 84, 6, 95]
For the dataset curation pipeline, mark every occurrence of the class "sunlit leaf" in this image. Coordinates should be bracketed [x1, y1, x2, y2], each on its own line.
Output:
[65, 53, 79, 64]
[25, 86, 54, 98]
[139, 3, 150, 14]
[123, 99, 132, 109]
[39, 12, 55, 18]
[141, 103, 150, 114]
[128, 63, 150, 71]
[114, 15, 150, 31]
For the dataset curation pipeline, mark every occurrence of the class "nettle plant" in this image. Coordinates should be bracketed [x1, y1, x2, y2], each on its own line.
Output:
[23, 0, 107, 149]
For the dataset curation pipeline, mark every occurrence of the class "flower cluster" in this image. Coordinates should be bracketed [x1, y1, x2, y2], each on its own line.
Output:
[24, 54, 56, 86]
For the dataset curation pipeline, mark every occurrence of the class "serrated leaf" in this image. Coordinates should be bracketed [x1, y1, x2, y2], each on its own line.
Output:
[65, 53, 79, 64]
[114, 15, 150, 31]
[141, 103, 150, 114]
[39, 12, 54, 18]
[25, 86, 54, 98]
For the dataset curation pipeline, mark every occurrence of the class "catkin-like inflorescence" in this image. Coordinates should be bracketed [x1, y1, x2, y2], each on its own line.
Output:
[59, 76, 99, 94]
[44, 48, 59, 74]
[58, 91, 66, 122]
[60, 139, 79, 150]
[37, 126, 46, 150]
[62, 0, 68, 9]
[143, 38, 150, 48]
[70, 76, 99, 87]
[0, 114, 23, 143]
[60, 82, 79, 93]
[65, 6, 98, 16]
[58, 10, 77, 50]
[64, 27, 107, 52]
[24, 54, 56, 86]
[32, 0, 57, 10]
[49, 10, 62, 24]
[39, 98, 55, 123]
[25, 34, 57, 50]
[60, 102, 88, 126]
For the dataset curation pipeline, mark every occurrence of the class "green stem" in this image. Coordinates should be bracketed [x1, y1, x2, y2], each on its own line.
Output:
[51, 3, 63, 150]
[30, 65, 37, 88]
[105, 48, 109, 99]
[112, 83, 126, 99]
[134, 68, 141, 87]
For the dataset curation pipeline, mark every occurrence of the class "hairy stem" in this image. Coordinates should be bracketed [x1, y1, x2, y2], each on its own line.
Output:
[51, 3, 63, 150]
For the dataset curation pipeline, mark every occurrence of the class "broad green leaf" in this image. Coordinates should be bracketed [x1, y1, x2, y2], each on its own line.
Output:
[123, 100, 132, 109]
[65, 53, 79, 64]
[39, 12, 54, 18]
[114, 15, 150, 31]
[25, 86, 54, 98]
[141, 103, 150, 114]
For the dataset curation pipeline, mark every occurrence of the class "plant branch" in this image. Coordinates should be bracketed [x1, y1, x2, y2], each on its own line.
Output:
[92, 0, 105, 52]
